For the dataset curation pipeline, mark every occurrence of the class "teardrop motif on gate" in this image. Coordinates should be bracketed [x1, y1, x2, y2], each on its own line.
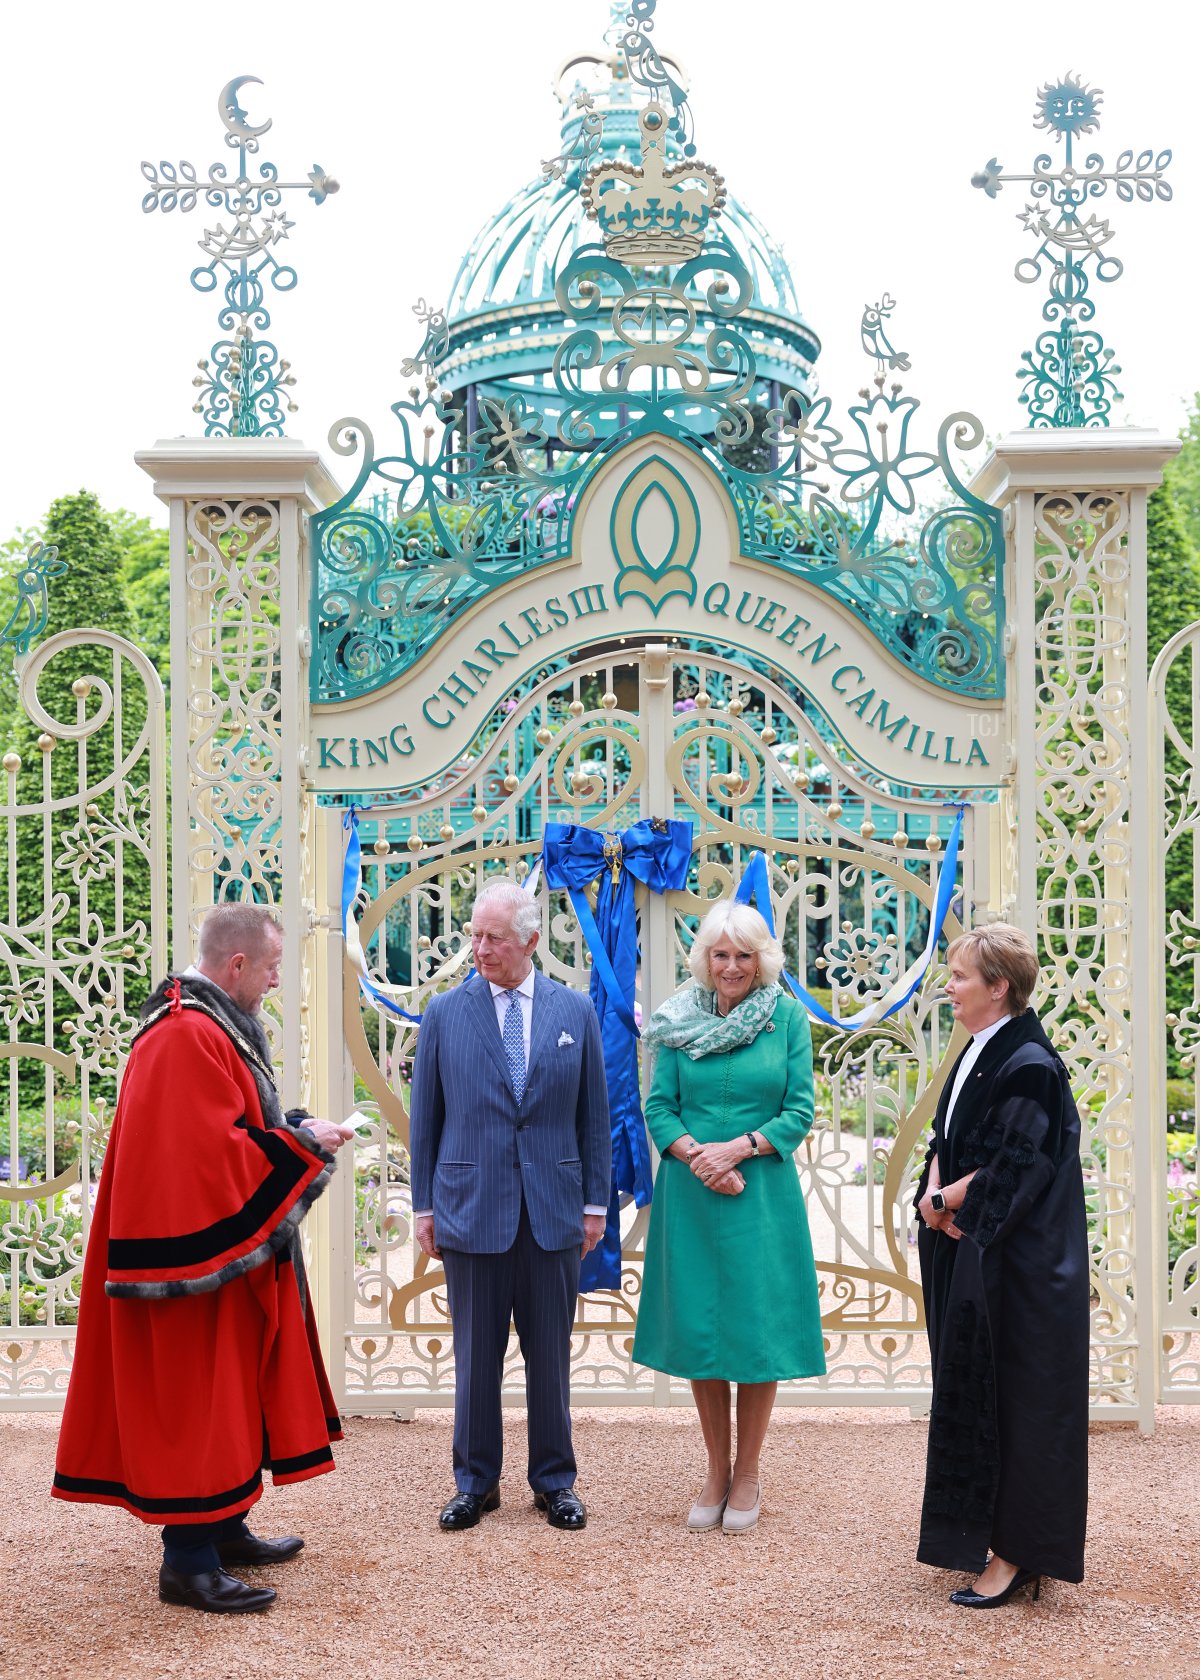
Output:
[609, 453, 701, 617]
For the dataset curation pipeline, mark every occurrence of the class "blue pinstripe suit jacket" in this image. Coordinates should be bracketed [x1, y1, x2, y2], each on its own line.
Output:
[409, 971, 612, 1253]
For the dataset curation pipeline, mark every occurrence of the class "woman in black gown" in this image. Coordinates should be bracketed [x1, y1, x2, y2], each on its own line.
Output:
[915, 923, 1089, 1608]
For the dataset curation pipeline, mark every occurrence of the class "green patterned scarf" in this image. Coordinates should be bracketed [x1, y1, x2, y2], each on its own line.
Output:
[642, 981, 782, 1060]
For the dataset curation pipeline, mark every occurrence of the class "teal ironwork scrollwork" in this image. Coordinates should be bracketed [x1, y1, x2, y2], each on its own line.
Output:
[311, 4, 1002, 708]
[314, 272, 1001, 704]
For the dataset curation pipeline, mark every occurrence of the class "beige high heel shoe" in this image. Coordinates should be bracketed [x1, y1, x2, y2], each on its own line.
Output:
[687, 1480, 731, 1531]
[721, 1482, 762, 1533]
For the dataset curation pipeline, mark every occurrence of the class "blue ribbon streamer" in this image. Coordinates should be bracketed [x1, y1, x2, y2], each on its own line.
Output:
[542, 818, 693, 1292]
[342, 808, 544, 1023]
[733, 804, 967, 1028]
[342, 808, 426, 1022]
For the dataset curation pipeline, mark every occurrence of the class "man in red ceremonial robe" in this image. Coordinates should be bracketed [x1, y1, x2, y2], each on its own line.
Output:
[53, 904, 353, 1614]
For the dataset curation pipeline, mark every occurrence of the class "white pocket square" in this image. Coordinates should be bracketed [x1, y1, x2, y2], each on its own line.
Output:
[557, 1031, 575, 1047]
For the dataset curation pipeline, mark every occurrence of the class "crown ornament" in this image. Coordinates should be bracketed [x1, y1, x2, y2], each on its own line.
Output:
[580, 103, 726, 266]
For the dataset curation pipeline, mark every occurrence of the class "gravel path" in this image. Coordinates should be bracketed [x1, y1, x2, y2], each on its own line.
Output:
[1, 1407, 1195, 1679]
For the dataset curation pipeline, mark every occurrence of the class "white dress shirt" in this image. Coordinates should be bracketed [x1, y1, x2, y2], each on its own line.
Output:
[416, 969, 607, 1218]
[944, 1014, 1013, 1135]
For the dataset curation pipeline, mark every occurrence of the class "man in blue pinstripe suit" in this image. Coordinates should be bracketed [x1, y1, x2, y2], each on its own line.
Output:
[410, 879, 611, 1531]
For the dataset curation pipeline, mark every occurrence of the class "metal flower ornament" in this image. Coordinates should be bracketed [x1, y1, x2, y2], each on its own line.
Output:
[140, 76, 339, 438]
[973, 73, 1172, 427]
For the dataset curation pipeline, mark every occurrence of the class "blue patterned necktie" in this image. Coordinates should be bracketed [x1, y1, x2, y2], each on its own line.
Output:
[502, 989, 526, 1105]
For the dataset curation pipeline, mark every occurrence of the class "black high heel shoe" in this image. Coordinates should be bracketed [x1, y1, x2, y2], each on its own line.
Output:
[949, 1567, 1041, 1609]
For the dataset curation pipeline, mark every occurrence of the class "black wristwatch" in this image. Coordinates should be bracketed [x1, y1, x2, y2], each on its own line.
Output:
[745, 1132, 760, 1157]
[930, 1190, 947, 1214]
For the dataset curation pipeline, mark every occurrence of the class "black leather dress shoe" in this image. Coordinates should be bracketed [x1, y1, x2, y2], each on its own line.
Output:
[216, 1532, 304, 1567]
[158, 1563, 276, 1614]
[438, 1486, 500, 1530]
[535, 1488, 587, 1530]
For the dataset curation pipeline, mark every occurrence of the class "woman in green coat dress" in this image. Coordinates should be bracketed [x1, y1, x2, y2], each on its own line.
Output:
[631, 900, 825, 1534]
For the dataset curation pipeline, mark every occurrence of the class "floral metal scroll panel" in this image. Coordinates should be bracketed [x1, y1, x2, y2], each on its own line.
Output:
[182, 499, 293, 1069]
[0, 634, 167, 1404]
[1152, 628, 1200, 1396]
[335, 651, 969, 1404]
[1026, 492, 1140, 1404]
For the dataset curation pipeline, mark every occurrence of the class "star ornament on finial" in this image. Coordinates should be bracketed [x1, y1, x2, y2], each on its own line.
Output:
[972, 73, 1172, 428]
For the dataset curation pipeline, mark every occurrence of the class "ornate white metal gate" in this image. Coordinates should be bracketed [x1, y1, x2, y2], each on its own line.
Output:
[330, 645, 978, 1410]
[1151, 622, 1200, 1400]
[0, 630, 167, 1406]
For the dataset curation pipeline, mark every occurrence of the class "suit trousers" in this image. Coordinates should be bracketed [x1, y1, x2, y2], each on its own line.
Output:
[161, 1511, 249, 1574]
[441, 1199, 580, 1495]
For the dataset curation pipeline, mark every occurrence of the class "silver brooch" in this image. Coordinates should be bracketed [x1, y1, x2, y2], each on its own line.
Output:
[765, 1022, 776, 1032]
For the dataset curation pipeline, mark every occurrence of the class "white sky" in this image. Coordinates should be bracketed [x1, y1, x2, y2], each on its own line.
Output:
[1, 0, 1196, 539]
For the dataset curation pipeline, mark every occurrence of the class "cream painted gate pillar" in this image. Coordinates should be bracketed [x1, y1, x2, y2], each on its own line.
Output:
[973, 428, 1179, 1428]
[135, 438, 344, 1345]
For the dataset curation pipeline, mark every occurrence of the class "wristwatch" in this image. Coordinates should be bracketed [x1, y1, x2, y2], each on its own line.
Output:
[930, 1190, 947, 1214]
[745, 1132, 760, 1156]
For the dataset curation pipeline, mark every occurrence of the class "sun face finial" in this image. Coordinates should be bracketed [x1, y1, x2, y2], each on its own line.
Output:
[1033, 73, 1103, 141]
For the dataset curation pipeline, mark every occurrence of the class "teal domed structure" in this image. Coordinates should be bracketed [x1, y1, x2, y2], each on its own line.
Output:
[438, 33, 820, 447]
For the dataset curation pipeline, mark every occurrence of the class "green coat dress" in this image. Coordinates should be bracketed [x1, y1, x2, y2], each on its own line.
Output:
[631, 993, 826, 1384]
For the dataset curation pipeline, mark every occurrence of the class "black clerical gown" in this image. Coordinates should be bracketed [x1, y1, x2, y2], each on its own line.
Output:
[914, 1009, 1089, 1582]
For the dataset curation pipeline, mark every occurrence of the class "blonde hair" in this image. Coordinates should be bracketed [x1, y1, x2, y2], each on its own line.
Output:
[945, 922, 1038, 1015]
[689, 901, 784, 991]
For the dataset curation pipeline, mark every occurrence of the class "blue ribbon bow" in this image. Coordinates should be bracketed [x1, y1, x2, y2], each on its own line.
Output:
[542, 817, 693, 1292]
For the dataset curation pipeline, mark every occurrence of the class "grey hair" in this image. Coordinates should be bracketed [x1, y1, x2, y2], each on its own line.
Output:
[197, 903, 282, 965]
[689, 901, 784, 990]
[471, 878, 541, 943]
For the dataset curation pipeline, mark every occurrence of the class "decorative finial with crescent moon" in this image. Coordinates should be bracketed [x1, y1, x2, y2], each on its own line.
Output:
[218, 75, 273, 148]
[140, 73, 339, 438]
